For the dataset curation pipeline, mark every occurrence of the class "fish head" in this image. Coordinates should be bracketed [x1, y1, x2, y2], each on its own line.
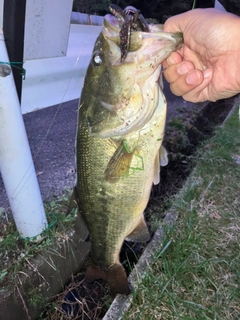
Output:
[82, 14, 183, 138]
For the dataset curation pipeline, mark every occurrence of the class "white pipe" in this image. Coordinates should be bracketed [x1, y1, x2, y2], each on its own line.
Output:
[0, 32, 48, 238]
[0, 0, 3, 31]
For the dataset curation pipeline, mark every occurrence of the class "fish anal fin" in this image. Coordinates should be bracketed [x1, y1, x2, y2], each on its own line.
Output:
[105, 140, 134, 184]
[85, 261, 131, 296]
[126, 215, 150, 243]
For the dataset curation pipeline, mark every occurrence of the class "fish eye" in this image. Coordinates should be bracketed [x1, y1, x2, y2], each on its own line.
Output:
[92, 51, 103, 66]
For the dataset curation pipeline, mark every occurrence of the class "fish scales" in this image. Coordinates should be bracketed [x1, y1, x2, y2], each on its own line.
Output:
[72, 7, 183, 295]
[77, 111, 165, 264]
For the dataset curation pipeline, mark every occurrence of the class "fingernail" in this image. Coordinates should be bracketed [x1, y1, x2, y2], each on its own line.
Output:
[186, 71, 201, 85]
[177, 63, 192, 75]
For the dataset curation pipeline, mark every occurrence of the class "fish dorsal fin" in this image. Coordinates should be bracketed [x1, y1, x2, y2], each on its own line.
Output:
[104, 140, 134, 184]
[125, 215, 150, 243]
[153, 145, 168, 185]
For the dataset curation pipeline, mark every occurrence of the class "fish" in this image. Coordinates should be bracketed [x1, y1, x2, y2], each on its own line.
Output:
[72, 7, 183, 295]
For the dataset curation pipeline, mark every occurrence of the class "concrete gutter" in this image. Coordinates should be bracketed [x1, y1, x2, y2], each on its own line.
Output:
[0, 214, 90, 320]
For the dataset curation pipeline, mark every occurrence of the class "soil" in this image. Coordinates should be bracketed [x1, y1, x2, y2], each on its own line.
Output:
[38, 96, 235, 320]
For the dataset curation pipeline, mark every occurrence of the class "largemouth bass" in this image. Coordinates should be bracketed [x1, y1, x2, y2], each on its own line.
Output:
[72, 7, 182, 295]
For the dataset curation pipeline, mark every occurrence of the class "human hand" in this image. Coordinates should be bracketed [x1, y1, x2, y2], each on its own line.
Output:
[163, 9, 240, 102]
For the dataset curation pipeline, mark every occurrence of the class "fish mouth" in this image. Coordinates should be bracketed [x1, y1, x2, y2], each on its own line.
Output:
[103, 14, 183, 58]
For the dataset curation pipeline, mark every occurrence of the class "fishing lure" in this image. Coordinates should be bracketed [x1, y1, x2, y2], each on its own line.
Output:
[109, 4, 149, 61]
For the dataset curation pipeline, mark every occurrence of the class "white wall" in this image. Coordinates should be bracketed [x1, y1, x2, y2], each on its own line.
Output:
[24, 0, 73, 60]
[21, 24, 101, 114]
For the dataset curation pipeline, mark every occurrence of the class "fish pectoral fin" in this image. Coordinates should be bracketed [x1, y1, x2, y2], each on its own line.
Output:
[153, 145, 168, 185]
[160, 145, 168, 167]
[86, 261, 131, 296]
[153, 149, 160, 185]
[104, 140, 134, 183]
[125, 215, 151, 243]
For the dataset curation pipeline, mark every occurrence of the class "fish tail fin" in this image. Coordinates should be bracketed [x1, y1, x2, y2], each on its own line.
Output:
[107, 263, 132, 296]
[85, 261, 131, 296]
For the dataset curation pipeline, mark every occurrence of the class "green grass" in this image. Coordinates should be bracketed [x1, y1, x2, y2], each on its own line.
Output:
[168, 117, 185, 130]
[124, 106, 240, 319]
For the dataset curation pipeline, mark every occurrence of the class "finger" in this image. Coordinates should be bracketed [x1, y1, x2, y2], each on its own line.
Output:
[182, 70, 213, 102]
[164, 60, 195, 84]
[169, 69, 204, 97]
[162, 52, 183, 68]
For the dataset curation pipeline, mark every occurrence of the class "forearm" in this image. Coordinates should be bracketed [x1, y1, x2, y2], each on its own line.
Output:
[234, 17, 240, 93]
